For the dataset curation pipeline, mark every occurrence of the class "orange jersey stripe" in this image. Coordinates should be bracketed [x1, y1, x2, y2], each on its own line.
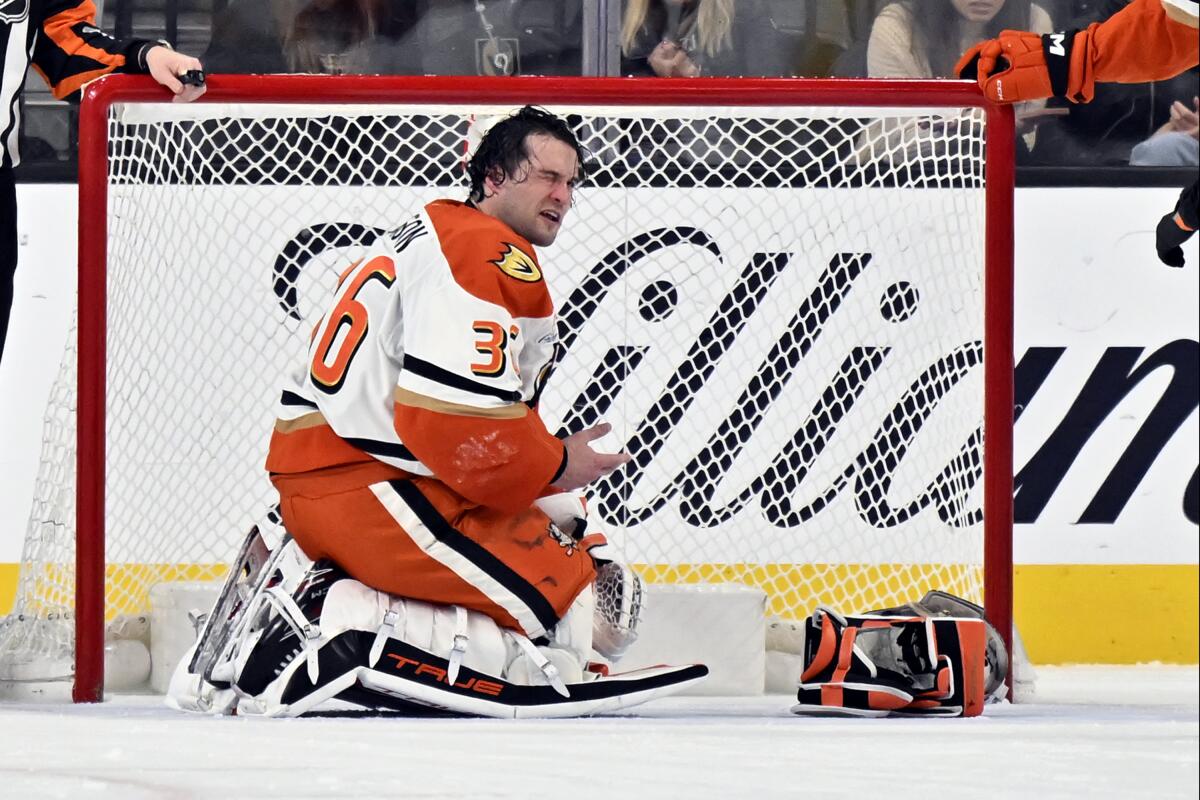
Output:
[265, 419, 377, 476]
[44, 66, 114, 100]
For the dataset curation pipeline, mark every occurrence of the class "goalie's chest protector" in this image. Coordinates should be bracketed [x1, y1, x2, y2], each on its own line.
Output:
[276, 199, 558, 473]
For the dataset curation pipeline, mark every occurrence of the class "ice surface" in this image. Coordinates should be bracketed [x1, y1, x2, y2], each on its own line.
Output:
[0, 665, 1195, 799]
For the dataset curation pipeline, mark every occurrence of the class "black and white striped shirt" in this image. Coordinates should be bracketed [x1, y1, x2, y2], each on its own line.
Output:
[1, 0, 155, 169]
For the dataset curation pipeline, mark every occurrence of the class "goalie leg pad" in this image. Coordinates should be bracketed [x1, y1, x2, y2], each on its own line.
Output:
[356, 639, 707, 719]
[229, 571, 512, 716]
[226, 573, 706, 718]
[791, 607, 987, 718]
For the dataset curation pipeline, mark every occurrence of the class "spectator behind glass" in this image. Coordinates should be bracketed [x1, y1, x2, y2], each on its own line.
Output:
[867, 0, 1053, 79]
[866, 1, 1054, 158]
[620, 0, 789, 77]
[1130, 95, 1199, 166]
[204, 0, 419, 74]
[397, 0, 583, 77]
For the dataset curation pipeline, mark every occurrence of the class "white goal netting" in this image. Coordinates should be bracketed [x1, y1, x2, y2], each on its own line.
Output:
[0, 84, 1005, 688]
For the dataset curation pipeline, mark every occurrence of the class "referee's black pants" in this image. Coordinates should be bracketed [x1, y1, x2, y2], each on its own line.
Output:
[1, 165, 15, 365]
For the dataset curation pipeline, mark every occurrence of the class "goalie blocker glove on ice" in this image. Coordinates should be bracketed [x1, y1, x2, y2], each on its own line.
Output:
[1156, 179, 1199, 268]
[955, 29, 1077, 104]
[791, 607, 988, 718]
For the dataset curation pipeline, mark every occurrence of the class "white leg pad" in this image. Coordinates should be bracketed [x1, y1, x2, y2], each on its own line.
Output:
[320, 579, 510, 679]
[504, 585, 594, 688]
[225, 578, 711, 718]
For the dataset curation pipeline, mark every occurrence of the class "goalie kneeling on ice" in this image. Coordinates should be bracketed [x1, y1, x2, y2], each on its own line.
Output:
[791, 607, 989, 718]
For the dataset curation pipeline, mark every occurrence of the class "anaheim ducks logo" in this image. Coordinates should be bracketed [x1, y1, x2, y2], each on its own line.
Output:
[0, 0, 29, 23]
[490, 243, 541, 282]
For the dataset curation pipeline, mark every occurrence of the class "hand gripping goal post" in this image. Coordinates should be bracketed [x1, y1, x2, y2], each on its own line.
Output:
[0, 76, 1014, 702]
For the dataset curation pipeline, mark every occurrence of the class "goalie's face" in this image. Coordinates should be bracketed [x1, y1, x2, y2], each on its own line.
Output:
[481, 133, 580, 247]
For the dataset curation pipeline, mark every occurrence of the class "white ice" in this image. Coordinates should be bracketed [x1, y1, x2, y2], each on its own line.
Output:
[1, 665, 1196, 800]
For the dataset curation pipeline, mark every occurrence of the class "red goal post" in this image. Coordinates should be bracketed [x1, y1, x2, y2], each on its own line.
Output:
[51, 75, 1011, 702]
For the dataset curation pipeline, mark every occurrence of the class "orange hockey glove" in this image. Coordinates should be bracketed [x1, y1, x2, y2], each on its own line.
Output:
[956, 29, 1076, 104]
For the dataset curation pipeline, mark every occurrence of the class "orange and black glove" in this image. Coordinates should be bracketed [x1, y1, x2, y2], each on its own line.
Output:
[956, 29, 1078, 104]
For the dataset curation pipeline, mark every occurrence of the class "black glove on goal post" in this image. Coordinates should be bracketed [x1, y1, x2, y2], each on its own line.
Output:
[1156, 179, 1199, 268]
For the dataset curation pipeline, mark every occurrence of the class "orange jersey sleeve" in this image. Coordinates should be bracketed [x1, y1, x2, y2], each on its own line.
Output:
[1067, 0, 1200, 102]
[393, 400, 566, 515]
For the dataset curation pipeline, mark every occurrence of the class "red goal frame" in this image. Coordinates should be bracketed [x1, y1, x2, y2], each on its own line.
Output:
[74, 74, 1015, 703]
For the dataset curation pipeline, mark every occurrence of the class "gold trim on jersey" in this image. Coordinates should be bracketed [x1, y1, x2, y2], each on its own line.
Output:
[274, 411, 329, 432]
[394, 387, 528, 419]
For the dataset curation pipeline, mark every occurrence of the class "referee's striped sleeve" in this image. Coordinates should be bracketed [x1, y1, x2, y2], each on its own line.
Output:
[32, 1, 154, 100]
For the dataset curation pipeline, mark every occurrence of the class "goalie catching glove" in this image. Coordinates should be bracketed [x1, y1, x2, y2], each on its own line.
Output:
[791, 605, 990, 718]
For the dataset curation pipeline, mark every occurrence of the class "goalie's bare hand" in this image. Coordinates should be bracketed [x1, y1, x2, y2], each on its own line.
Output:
[146, 46, 207, 103]
[552, 423, 632, 491]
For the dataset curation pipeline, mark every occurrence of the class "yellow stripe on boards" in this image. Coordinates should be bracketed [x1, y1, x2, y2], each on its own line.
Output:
[0, 563, 229, 619]
[1, 562, 1194, 664]
[0, 563, 18, 615]
[632, 563, 984, 621]
[1014, 564, 1199, 665]
[2, 562, 980, 621]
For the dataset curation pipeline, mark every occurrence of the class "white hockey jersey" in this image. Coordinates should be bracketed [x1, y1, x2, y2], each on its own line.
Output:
[267, 199, 567, 512]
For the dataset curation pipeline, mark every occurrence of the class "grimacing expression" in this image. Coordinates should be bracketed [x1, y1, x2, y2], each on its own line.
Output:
[951, 0, 1006, 22]
[481, 133, 580, 248]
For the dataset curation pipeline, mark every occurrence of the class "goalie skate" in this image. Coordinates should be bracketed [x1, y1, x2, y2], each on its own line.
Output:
[185, 519, 274, 685]
[166, 511, 311, 713]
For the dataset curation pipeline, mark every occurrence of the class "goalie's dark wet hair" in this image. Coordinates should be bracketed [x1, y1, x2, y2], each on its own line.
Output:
[466, 106, 588, 202]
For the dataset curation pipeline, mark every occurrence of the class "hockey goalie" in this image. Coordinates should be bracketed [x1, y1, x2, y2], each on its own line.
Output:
[166, 104, 1004, 719]
[166, 106, 708, 718]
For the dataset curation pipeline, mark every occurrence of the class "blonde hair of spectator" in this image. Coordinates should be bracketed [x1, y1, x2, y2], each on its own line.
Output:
[621, 0, 735, 59]
[283, 0, 384, 73]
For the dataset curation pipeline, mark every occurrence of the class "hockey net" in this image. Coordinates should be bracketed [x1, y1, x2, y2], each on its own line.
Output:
[0, 76, 1012, 700]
